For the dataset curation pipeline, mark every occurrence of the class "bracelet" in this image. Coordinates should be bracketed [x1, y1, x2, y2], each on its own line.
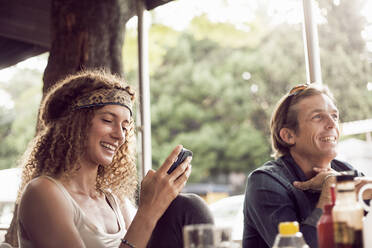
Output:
[121, 239, 135, 248]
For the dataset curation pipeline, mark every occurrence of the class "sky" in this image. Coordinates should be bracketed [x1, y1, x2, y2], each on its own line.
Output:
[152, 0, 372, 27]
[151, 0, 372, 51]
[151, 0, 303, 29]
[1, 0, 371, 108]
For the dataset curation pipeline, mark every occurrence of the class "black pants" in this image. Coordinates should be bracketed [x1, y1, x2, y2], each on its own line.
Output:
[147, 193, 214, 248]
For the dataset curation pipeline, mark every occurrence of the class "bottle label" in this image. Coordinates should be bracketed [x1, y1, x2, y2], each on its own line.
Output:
[333, 221, 363, 247]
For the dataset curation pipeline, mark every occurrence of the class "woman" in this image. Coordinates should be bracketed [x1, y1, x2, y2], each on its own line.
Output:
[16, 70, 213, 248]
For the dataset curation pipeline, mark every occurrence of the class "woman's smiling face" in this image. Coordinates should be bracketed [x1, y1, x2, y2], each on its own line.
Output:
[82, 105, 131, 167]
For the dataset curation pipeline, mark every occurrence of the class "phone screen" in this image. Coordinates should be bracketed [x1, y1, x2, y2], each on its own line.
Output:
[167, 148, 193, 174]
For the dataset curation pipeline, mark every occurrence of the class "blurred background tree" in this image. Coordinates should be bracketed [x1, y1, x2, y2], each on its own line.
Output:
[143, 0, 371, 185]
[318, 0, 372, 121]
[1, 0, 371, 190]
[0, 67, 43, 170]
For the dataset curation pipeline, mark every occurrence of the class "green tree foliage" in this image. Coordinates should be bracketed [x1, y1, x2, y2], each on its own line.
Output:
[1, 0, 371, 183]
[149, 34, 272, 181]
[142, 0, 372, 183]
[318, 0, 372, 121]
[148, 24, 308, 181]
[0, 68, 42, 169]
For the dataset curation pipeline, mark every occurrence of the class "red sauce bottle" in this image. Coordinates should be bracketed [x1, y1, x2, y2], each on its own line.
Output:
[317, 203, 334, 248]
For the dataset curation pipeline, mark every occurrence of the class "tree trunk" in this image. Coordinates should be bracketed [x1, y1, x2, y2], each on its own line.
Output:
[42, 0, 136, 94]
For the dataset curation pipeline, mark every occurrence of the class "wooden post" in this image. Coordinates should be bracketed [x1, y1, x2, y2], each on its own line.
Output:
[302, 0, 322, 84]
[136, 0, 152, 178]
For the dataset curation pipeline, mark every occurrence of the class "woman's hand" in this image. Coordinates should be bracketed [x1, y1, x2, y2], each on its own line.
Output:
[138, 145, 192, 221]
[123, 145, 192, 248]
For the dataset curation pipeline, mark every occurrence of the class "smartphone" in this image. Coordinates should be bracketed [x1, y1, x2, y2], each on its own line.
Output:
[167, 148, 193, 174]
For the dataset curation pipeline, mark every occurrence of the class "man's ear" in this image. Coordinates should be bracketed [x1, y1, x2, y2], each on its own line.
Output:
[279, 128, 295, 145]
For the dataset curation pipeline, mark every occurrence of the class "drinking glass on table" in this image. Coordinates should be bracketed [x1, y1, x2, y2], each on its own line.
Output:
[183, 224, 238, 248]
[358, 183, 372, 248]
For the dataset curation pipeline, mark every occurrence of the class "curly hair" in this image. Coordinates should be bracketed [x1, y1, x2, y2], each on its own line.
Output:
[270, 83, 335, 159]
[17, 69, 138, 204]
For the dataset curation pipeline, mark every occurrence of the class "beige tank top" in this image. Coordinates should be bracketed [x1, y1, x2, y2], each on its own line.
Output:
[18, 176, 127, 248]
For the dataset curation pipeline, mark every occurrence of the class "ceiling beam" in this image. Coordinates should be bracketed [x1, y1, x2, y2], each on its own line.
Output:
[0, 0, 51, 48]
[145, 0, 174, 10]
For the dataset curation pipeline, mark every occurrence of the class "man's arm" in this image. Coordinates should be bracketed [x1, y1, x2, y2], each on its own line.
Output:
[243, 172, 318, 248]
[293, 167, 338, 209]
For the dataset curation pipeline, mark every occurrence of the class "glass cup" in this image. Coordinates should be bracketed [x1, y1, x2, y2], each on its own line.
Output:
[358, 183, 372, 248]
[183, 224, 235, 248]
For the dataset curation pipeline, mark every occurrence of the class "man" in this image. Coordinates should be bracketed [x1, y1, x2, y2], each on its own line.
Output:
[243, 83, 371, 248]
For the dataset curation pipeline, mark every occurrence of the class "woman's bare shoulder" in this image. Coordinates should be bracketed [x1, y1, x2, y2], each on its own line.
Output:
[19, 176, 73, 220]
[21, 177, 64, 199]
[18, 177, 85, 247]
[26, 176, 59, 187]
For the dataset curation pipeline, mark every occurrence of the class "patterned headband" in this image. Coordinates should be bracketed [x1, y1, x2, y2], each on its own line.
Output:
[73, 88, 133, 116]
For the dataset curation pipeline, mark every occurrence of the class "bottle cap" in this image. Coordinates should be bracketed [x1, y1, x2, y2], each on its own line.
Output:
[278, 221, 299, 235]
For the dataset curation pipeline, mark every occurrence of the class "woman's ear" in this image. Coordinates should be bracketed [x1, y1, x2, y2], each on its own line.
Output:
[279, 128, 295, 145]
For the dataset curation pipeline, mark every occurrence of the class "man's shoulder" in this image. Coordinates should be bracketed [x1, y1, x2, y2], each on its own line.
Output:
[249, 157, 287, 175]
[245, 157, 305, 202]
[247, 157, 293, 187]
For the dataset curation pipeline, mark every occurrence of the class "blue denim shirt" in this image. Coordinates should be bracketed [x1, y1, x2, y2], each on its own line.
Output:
[242, 155, 360, 248]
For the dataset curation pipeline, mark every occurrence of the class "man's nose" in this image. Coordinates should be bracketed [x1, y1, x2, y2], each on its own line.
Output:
[326, 115, 337, 129]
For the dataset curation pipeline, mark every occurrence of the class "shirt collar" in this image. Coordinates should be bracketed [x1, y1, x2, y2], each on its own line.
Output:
[281, 154, 308, 182]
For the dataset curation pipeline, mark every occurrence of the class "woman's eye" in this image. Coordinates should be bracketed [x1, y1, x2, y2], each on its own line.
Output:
[102, 119, 112, 123]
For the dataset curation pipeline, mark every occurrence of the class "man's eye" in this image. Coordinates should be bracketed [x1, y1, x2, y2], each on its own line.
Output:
[332, 114, 339, 120]
[312, 115, 321, 119]
[103, 119, 112, 123]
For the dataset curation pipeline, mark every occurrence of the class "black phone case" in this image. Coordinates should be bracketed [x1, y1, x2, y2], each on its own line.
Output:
[167, 148, 193, 174]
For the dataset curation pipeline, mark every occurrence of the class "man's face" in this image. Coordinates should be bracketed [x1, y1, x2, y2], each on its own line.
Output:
[290, 94, 340, 164]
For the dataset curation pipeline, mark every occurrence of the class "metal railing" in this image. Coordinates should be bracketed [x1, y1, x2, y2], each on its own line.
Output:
[0, 224, 8, 231]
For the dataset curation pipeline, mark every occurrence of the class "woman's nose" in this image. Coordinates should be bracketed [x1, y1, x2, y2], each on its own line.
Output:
[112, 124, 125, 143]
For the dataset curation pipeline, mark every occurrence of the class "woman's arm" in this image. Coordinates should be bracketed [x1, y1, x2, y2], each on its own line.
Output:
[120, 145, 192, 248]
[18, 178, 86, 248]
